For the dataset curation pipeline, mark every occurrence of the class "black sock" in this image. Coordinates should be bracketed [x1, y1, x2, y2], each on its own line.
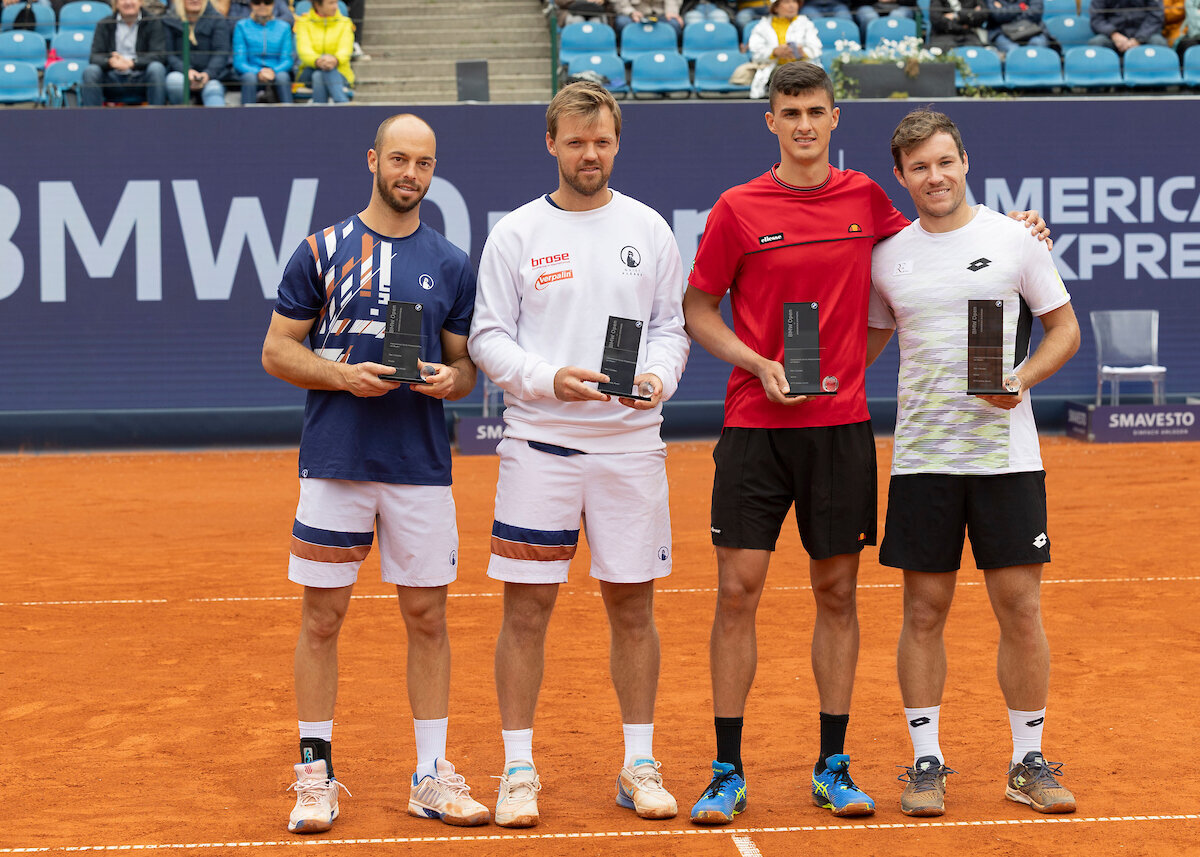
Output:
[299, 737, 334, 780]
[817, 712, 849, 772]
[715, 716, 744, 776]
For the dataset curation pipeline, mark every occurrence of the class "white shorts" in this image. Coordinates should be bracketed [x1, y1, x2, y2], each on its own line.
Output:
[487, 437, 672, 585]
[288, 478, 459, 589]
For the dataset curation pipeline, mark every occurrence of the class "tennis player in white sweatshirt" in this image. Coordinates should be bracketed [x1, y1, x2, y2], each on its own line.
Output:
[468, 82, 690, 828]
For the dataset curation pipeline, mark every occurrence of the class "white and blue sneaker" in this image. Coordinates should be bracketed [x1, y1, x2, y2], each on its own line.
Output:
[408, 758, 490, 826]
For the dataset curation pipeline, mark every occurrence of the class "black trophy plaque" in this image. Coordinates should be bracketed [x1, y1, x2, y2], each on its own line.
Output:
[597, 316, 651, 401]
[783, 302, 837, 397]
[966, 299, 1017, 395]
[379, 300, 428, 383]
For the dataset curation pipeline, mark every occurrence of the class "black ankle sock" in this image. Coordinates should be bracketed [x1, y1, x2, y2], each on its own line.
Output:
[817, 712, 849, 772]
[715, 716, 744, 776]
[300, 737, 334, 780]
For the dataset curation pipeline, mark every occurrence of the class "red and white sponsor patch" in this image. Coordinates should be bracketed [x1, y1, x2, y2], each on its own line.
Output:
[534, 269, 573, 290]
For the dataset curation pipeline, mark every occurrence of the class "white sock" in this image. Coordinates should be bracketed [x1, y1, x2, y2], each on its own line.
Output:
[414, 717, 448, 780]
[1008, 707, 1046, 766]
[502, 728, 534, 769]
[904, 706, 942, 764]
[298, 719, 334, 741]
[622, 722, 655, 767]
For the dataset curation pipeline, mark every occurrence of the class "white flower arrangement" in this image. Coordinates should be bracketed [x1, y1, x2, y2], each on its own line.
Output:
[830, 35, 977, 98]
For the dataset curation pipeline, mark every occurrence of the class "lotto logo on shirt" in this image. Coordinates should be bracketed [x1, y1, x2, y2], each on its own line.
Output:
[535, 269, 573, 289]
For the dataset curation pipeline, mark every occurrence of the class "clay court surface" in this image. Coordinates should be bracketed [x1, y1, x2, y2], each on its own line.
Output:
[3, 436, 1199, 856]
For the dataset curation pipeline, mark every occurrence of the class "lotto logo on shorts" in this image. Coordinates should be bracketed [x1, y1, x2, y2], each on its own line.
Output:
[1033, 533, 1048, 548]
[534, 269, 573, 289]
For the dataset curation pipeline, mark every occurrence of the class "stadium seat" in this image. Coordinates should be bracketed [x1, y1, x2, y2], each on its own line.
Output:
[56, 0, 110, 35]
[952, 45, 1004, 88]
[1044, 14, 1092, 47]
[43, 58, 85, 107]
[1042, 0, 1078, 16]
[558, 21, 617, 67]
[681, 20, 738, 61]
[1184, 44, 1200, 87]
[0, 30, 47, 70]
[864, 16, 917, 49]
[294, 0, 349, 15]
[51, 29, 91, 61]
[0, 0, 55, 39]
[620, 21, 678, 62]
[815, 16, 861, 52]
[0, 59, 39, 103]
[567, 52, 629, 96]
[1122, 45, 1182, 87]
[693, 49, 751, 95]
[1091, 310, 1166, 405]
[629, 50, 692, 97]
[1062, 45, 1123, 88]
[1004, 45, 1062, 88]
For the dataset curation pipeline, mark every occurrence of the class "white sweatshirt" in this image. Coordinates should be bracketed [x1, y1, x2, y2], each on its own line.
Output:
[468, 190, 690, 453]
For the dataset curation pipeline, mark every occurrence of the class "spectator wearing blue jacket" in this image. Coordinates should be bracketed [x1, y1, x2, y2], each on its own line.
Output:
[232, 0, 294, 103]
[986, 0, 1050, 55]
[1088, 0, 1168, 52]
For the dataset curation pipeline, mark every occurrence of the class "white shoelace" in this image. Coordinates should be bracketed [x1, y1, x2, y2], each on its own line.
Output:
[434, 769, 473, 798]
[494, 772, 542, 802]
[627, 760, 669, 794]
[288, 777, 352, 807]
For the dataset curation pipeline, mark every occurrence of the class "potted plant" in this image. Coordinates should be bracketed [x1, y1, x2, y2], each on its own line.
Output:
[830, 36, 968, 99]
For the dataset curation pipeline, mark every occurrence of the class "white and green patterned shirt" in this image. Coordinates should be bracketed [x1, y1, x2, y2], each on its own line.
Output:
[869, 205, 1070, 476]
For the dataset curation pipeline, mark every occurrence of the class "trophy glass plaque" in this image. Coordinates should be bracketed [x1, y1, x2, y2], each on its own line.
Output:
[966, 299, 1018, 395]
[783, 302, 837, 397]
[597, 316, 651, 401]
[379, 300, 429, 383]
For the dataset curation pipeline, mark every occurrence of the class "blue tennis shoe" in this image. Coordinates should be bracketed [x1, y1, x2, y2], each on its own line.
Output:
[812, 754, 875, 817]
[690, 761, 747, 824]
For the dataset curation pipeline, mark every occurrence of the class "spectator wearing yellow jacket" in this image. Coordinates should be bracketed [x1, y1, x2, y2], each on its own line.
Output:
[295, 0, 354, 103]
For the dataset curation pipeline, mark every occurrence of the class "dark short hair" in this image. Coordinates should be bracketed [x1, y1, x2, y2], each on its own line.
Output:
[890, 108, 965, 172]
[767, 61, 834, 110]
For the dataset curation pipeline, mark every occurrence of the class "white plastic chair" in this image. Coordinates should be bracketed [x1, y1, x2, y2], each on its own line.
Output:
[1090, 310, 1166, 405]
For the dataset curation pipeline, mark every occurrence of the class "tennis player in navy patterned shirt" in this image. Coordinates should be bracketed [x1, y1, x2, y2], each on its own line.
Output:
[263, 114, 491, 834]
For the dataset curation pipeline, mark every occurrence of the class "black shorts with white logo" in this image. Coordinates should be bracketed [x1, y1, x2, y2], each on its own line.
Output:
[709, 422, 876, 560]
[879, 471, 1051, 573]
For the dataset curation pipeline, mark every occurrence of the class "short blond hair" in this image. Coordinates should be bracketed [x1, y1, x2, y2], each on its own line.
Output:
[546, 82, 622, 141]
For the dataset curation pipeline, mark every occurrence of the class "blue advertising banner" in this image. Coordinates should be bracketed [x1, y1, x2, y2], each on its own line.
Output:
[1065, 401, 1200, 443]
[1, 99, 1197, 444]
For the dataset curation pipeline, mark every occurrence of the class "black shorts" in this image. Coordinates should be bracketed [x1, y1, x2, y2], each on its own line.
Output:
[710, 422, 877, 560]
[879, 471, 1051, 573]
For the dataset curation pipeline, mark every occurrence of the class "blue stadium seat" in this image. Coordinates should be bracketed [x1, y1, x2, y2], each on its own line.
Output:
[1004, 45, 1063, 88]
[1044, 14, 1091, 47]
[1122, 45, 1182, 87]
[294, 0, 349, 16]
[682, 20, 738, 60]
[0, 59, 39, 103]
[559, 21, 617, 66]
[0, 0, 54, 39]
[952, 45, 1004, 88]
[815, 16, 861, 51]
[567, 52, 629, 96]
[629, 50, 692, 97]
[864, 15, 917, 49]
[1185, 44, 1200, 87]
[43, 58, 85, 106]
[56, 0, 110, 35]
[0, 29, 46, 70]
[51, 29, 91, 61]
[1062, 45, 1123, 87]
[693, 49, 751, 95]
[620, 21, 678, 62]
[1042, 0, 1078, 16]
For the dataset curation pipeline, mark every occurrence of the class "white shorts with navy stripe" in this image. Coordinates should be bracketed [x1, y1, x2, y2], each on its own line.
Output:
[487, 437, 672, 585]
[288, 478, 459, 588]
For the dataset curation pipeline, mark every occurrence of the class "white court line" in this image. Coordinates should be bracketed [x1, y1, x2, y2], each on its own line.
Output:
[3, 815, 1197, 853]
[2, 577, 1199, 609]
[732, 832, 765, 856]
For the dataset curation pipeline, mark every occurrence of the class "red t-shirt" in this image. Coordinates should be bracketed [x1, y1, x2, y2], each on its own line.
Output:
[689, 166, 910, 429]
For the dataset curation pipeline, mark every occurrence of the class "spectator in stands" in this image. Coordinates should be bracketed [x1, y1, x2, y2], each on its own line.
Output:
[928, 0, 988, 48]
[851, 0, 916, 44]
[81, 0, 168, 106]
[683, 0, 735, 24]
[164, 0, 232, 106]
[747, 0, 821, 97]
[1163, 0, 1184, 41]
[1175, 0, 1199, 52]
[614, 0, 685, 37]
[232, 0, 293, 103]
[805, 0, 853, 23]
[731, 0, 770, 34]
[295, 0, 355, 103]
[1088, 0, 1168, 51]
[986, 0, 1050, 55]
[557, 0, 614, 25]
[227, 0, 291, 25]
